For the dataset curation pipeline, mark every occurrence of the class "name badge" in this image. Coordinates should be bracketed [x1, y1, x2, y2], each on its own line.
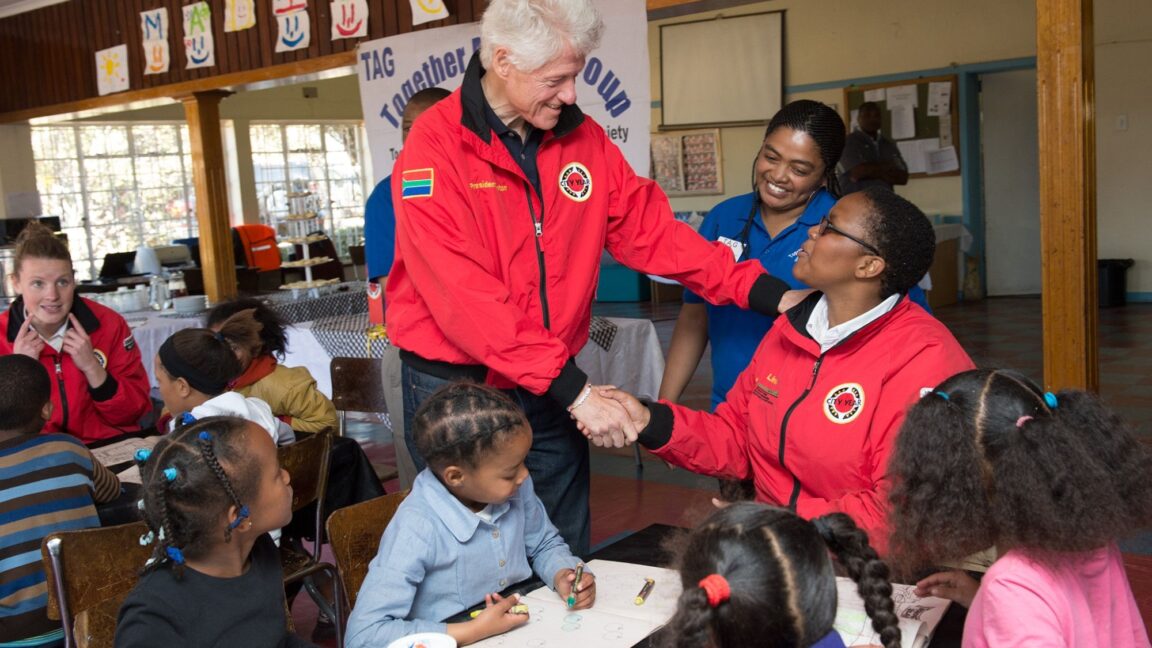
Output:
[717, 236, 745, 262]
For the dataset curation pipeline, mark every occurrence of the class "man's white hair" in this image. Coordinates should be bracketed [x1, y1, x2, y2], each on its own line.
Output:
[480, 0, 604, 72]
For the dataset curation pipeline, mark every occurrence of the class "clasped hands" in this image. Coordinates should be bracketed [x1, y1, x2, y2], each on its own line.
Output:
[569, 384, 649, 448]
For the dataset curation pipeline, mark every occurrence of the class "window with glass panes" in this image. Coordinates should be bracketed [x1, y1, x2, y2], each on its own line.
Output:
[31, 123, 197, 281]
[250, 121, 368, 261]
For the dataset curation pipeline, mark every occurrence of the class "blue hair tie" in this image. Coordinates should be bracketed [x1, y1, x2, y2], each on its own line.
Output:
[935, 391, 950, 401]
[213, 331, 227, 343]
[227, 505, 251, 530]
[1044, 392, 1058, 409]
[181, 412, 197, 426]
[165, 546, 185, 564]
[163, 467, 178, 482]
[198, 430, 212, 442]
[139, 530, 155, 546]
[134, 448, 152, 463]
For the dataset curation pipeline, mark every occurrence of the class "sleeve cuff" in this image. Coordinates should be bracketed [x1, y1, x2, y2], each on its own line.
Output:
[748, 274, 791, 315]
[548, 359, 589, 407]
[89, 374, 119, 402]
[637, 401, 674, 450]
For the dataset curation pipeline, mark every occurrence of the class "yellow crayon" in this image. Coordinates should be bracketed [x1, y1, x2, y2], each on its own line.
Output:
[634, 578, 655, 605]
[470, 604, 529, 618]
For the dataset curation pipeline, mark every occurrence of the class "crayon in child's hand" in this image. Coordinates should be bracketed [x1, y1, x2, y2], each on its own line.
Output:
[634, 578, 655, 605]
[470, 604, 529, 618]
[567, 562, 585, 608]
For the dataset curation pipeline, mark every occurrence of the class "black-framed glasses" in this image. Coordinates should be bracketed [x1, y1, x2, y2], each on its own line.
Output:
[816, 217, 882, 256]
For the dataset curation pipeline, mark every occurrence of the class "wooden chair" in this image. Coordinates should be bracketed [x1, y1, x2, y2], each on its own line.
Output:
[330, 357, 387, 440]
[41, 520, 152, 648]
[325, 491, 409, 612]
[278, 431, 344, 647]
[348, 244, 366, 280]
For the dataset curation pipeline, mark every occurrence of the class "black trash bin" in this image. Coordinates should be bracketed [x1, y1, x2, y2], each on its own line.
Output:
[1098, 258, 1135, 307]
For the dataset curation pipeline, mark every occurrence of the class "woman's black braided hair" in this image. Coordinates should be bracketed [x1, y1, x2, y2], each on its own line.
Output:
[660, 503, 900, 648]
[753, 100, 847, 199]
[134, 415, 258, 578]
[412, 381, 529, 470]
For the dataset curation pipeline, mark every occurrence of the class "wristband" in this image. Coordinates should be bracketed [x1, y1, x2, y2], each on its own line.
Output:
[567, 384, 593, 412]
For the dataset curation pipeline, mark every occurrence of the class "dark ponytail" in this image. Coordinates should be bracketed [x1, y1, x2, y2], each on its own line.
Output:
[157, 310, 263, 396]
[757, 100, 847, 198]
[815, 513, 901, 648]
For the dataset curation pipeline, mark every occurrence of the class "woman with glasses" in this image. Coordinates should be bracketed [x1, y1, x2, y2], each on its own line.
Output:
[600, 187, 972, 553]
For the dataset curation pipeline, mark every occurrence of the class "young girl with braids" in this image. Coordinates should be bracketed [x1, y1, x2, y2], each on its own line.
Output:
[115, 415, 311, 647]
[661, 502, 900, 648]
[154, 309, 294, 444]
[887, 369, 1152, 647]
[345, 382, 593, 647]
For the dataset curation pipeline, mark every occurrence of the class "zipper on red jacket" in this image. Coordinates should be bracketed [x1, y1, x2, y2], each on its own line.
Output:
[778, 355, 823, 510]
[523, 183, 551, 329]
[53, 356, 70, 432]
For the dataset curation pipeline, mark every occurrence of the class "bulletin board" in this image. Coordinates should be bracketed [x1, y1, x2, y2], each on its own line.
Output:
[843, 74, 961, 178]
[650, 129, 724, 196]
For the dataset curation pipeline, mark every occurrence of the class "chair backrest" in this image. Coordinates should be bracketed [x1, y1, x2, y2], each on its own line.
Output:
[348, 244, 366, 267]
[41, 520, 152, 648]
[277, 431, 332, 554]
[330, 357, 387, 414]
[325, 491, 408, 609]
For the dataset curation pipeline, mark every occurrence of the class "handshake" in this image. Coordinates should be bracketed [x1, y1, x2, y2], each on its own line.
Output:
[567, 384, 650, 448]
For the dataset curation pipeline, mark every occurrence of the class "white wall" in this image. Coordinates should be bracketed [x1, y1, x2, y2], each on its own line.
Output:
[0, 124, 38, 220]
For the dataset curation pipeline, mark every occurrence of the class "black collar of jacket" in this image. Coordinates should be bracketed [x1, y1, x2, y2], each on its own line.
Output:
[460, 50, 585, 144]
[6, 295, 101, 343]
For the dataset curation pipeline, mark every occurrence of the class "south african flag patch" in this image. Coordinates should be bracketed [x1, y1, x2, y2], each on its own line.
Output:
[401, 168, 434, 198]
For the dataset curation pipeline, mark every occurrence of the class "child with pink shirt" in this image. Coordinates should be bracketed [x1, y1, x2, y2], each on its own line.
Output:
[887, 368, 1152, 648]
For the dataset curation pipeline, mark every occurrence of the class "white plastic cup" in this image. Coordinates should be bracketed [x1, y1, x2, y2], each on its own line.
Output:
[384, 632, 457, 648]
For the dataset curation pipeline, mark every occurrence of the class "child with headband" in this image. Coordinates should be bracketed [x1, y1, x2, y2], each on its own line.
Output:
[345, 382, 593, 647]
[154, 309, 293, 444]
[115, 415, 313, 647]
[888, 369, 1152, 647]
[661, 502, 900, 648]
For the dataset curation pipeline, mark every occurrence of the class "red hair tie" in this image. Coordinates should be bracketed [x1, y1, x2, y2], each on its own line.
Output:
[698, 574, 730, 608]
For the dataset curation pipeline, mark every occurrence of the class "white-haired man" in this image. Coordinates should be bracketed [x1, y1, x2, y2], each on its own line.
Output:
[385, 0, 794, 555]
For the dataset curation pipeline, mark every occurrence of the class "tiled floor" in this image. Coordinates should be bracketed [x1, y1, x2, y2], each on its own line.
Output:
[301, 296, 1152, 642]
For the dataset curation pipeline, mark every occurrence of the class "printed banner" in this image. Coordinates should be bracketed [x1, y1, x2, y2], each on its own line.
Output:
[331, 0, 368, 40]
[183, 2, 215, 69]
[356, 0, 650, 183]
[95, 44, 129, 96]
[409, 0, 449, 27]
[273, 0, 311, 52]
[225, 0, 257, 32]
[140, 8, 170, 75]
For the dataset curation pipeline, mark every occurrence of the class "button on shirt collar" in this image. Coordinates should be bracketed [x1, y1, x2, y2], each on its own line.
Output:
[806, 293, 900, 353]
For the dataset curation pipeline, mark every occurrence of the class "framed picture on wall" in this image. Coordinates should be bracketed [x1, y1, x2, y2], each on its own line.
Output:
[650, 128, 723, 196]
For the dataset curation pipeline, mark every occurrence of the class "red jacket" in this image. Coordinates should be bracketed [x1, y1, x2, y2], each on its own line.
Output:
[385, 53, 784, 405]
[641, 295, 974, 553]
[1, 296, 152, 443]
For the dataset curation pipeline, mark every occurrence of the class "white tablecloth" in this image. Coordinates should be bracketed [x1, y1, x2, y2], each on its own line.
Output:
[129, 311, 664, 401]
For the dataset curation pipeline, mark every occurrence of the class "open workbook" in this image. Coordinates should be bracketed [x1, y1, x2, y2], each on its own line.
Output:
[470, 559, 681, 648]
[834, 577, 951, 648]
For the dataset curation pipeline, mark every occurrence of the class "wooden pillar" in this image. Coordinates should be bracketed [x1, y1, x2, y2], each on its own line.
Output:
[1036, 0, 1098, 391]
[180, 90, 237, 304]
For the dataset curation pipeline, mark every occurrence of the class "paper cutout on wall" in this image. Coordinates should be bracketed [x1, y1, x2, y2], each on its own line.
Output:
[273, 0, 311, 52]
[409, 0, 449, 26]
[140, 8, 170, 75]
[96, 45, 130, 95]
[225, 0, 257, 32]
[272, 0, 307, 14]
[331, 0, 368, 39]
[183, 2, 215, 69]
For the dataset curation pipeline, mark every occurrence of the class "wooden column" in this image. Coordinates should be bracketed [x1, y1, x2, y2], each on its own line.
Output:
[180, 90, 237, 304]
[1037, 0, 1098, 391]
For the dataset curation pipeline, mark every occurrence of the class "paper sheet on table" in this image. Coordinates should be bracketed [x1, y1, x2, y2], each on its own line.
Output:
[470, 560, 681, 648]
[886, 84, 918, 108]
[864, 88, 886, 103]
[116, 464, 143, 484]
[91, 436, 162, 467]
[927, 146, 959, 174]
[890, 104, 916, 140]
[927, 81, 952, 116]
[896, 138, 939, 174]
[834, 578, 950, 648]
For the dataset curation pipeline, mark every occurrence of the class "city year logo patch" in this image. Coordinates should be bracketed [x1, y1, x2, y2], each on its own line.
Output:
[823, 383, 865, 424]
[558, 162, 592, 202]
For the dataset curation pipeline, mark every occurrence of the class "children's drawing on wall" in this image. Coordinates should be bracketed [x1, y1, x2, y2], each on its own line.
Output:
[409, 0, 450, 26]
[95, 45, 129, 96]
[273, 0, 311, 52]
[182, 2, 215, 69]
[225, 0, 257, 32]
[331, 0, 369, 40]
[140, 8, 170, 75]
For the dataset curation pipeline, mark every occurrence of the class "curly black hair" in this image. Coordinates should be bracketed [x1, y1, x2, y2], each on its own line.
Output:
[206, 298, 288, 360]
[857, 186, 936, 297]
[412, 381, 529, 470]
[0, 354, 51, 433]
[659, 503, 900, 648]
[754, 100, 847, 199]
[138, 416, 259, 577]
[888, 368, 1152, 570]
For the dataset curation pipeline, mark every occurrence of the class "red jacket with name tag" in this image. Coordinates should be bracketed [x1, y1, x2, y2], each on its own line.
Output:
[0, 296, 151, 443]
[385, 53, 784, 403]
[640, 295, 974, 552]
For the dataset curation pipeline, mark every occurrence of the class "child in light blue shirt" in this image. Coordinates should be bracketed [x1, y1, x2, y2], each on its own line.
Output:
[345, 382, 595, 647]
